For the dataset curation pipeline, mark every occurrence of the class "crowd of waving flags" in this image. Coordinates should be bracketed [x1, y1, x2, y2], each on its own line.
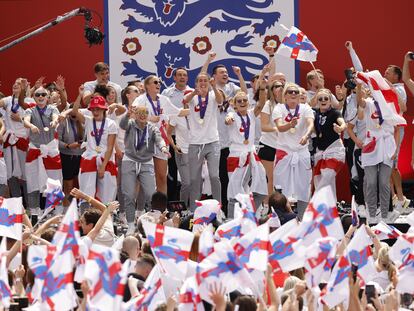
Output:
[0, 181, 413, 309]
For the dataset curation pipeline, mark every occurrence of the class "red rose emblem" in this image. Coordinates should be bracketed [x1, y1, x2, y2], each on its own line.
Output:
[192, 36, 212, 55]
[262, 35, 280, 52]
[122, 38, 142, 56]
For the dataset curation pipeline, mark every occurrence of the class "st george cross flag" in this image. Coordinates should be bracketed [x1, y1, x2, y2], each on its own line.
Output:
[297, 186, 344, 248]
[214, 217, 242, 242]
[0, 238, 11, 309]
[396, 252, 414, 294]
[233, 222, 270, 271]
[27, 245, 77, 311]
[389, 233, 414, 267]
[198, 224, 214, 262]
[193, 199, 221, 232]
[84, 244, 127, 311]
[321, 255, 351, 308]
[357, 71, 407, 126]
[304, 237, 338, 289]
[124, 265, 165, 311]
[268, 218, 302, 272]
[346, 225, 376, 285]
[43, 178, 65, 210]
[142, 221, 194, 280]
[179, 276, 205, 311]
[371, 221, 402, 240]
[52, 199, 81, 263]
[276, 26, 318, 62]
[0, 196, 23, 240]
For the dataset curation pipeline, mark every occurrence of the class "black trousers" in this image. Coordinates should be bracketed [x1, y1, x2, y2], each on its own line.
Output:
[219, 147, 229, 215]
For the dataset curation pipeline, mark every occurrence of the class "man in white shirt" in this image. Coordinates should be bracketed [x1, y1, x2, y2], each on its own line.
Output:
[82, 62, 122, 105]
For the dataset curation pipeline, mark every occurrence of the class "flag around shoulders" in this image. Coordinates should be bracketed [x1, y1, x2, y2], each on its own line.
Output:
[0, 196, 23, 240]
[276, 26, 318, 62]
[142, 221, 194, 280]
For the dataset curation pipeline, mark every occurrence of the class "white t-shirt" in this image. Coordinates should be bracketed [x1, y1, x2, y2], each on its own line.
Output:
[187, 91, 220, 145]
[247, 93, 262, 146]
[259, 100, 278, 149]
[343, 94, 358, 139]
[161, 85, 193, 109]
[169, 114, 189, 154]
[135, 94, 178, 129]
[2, 96, 28, 138]
[217, 82, 240, 149]
[109, 110, 127, 152]
[84, 116, 118, 156]
[393, 82, 407, 113]
[272, 103, 314, 152]
[83, 80, 122, 103]
[227, 109, 257, 153]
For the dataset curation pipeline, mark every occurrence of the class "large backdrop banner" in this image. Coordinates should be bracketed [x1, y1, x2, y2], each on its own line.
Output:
[106, 0, 297, 88]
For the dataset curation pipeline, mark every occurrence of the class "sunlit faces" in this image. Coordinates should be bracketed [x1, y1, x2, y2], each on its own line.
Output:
[196, 73, 210, 92]
[316, 89, 332, 112]
[126, 86, 140, 102]
[50, 91, 61, 104]
[299, 88, 307, 104]
[214, 67, 228, 84]
[282, 83, 301, 105]
[90, 107, 105, 120]
[106, 86, 117, 104]
[33, 87, 49, 107]
[269, 72, 286, 84]
[384, 66, 399, 83]
[145, 76, 161, 94]
[96, 69, 110, 84]
[233, 92, 249, 113]
[173, 68, 188, 87]
[12, 78, 22, 94]
[132, 106, 149, 123]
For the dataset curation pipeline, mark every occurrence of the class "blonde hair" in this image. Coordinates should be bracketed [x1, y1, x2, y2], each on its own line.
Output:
[281, 82, 300, 103]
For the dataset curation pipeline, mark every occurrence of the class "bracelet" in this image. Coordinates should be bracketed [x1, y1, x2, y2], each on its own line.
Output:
[269, 54, 275, 57]
[259, 88, 266, 91]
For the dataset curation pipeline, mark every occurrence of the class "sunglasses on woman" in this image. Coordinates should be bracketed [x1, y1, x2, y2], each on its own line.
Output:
[236, 99, 248, 104]
[34, 93, 48, 97]
[152, 80, 161, 85]
[286, 90, 300, 95]
[318, 96, 330, 102]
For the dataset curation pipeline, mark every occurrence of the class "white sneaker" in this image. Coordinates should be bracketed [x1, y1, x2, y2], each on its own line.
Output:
[126, 223, 136, 235]
[367, 210, 381, 225]
[357, 205, 367, 218]
[118, 212, 128, 227]
[383, 210, 400, 224]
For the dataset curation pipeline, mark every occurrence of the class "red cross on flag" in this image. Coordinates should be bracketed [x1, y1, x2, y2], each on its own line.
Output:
[276, 26, 318, 62]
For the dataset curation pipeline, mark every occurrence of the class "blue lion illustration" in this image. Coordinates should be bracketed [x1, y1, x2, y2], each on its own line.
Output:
[120, 0, 280, 36]
[122, 32, 268, 88]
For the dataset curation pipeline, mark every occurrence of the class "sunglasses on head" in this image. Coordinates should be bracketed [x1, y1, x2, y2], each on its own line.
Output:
[34, 93, 48, 97]
[236, 99, 248, 104]
[318, 96, 330, 102]
[286, 90, 300, 95]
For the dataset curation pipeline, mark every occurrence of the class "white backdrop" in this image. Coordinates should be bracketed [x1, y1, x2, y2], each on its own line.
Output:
[106, 0, 297, 89]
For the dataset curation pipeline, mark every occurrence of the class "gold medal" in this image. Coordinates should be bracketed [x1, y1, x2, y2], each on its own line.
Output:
[95, 146, 102, 153]
[198, 119, 204, 125]
[375, 124, 381, 129]
[44, 127, 49, 132]
[243, 139, 249, 145]
[289, 128, 296, 134]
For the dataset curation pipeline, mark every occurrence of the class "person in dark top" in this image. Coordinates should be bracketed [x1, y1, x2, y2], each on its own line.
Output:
[313, 89, 347, 199]
[268, 191, 297, 225]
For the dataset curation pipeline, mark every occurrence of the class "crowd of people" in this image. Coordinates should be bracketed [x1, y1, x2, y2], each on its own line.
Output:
[0, 41, 413, 310]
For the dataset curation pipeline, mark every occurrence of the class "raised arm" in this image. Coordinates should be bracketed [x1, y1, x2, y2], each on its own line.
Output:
[18, 78, 31, 110]
[55, 75, 68, 112]
[87, 201, 119, 242]
[200, 52, 216, 74]
[71, 85, 86, 124]
[355, 83, 366, 109]
[210, 78, 223, 105]
[232, 66, 248, 94]
[70, 188, 106, 212]
[402, 52, 414, 96]
[345, 41, 363, 72]
[254, 79, 268, 117]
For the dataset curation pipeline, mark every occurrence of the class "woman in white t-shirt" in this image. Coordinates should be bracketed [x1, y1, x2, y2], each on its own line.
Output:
[225, 85, 267, 218]
[259, 80, 283, 203]
[182, 72, 223, 211]
[273, 83, 314, 219]
[72, 96, 118, 211]
[134, 75, 174, 194]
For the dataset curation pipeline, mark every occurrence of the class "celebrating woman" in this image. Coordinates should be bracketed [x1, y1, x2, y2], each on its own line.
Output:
[312, 88, 346, 198]
[273, 83, 314, 219]
[72, 95, 118, 211]
[225, 80, 267, 218]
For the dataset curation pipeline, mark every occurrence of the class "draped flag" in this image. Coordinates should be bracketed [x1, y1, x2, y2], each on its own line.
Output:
[142, 222, 194, 280]
[44, 178, 65, 210]
[297, 186, 344, 248]
[321, 255, 351, 308]
[357, 70, 407, 126]
[124, 265, 165, 311]
[346, 225, 376, 285]
[0, 238, 11, 309]
[268, 207, 281, 229]
[179, 276, 205, 311]
[389, 233, 414, 267]
[371, 221, 402, 240]
[304, 237, 338, 289]
[27, 245, 77, 310]
[214, 217, 242, 242]
[193, 199, 221, 232]
[198, 224, 214, 262]
[396, 252, 414, 294]
[233, 222, 270, 271]
[235, 194, 258, 234]
[0, 196, 23, 240]
[268, 218, 302, 272]
[276, 26, 318, 62]
[351, 198, 359, 227]
[85, 244, 127, 311]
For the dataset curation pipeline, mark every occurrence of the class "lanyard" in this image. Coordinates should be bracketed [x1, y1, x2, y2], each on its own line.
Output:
[11, 95, 19, 113]
[198, 93, 209, 121]
[237, 112, 250, 141]
[284, 104, 299, 121]
[147, 94, 161, 116]
[373, 100, 384, 125]
[92, 118, 106, 146]
[135, 126, 147, 150]
[36, 105, 48, 128]
[69, 119, 78, 141]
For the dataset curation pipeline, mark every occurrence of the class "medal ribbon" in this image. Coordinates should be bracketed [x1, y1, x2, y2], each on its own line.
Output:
[147, 94, 161, 116]
[11, 95, 19, 113]
[36, 105, 48, 128]
[135, 126, 147, 150]
[198, 93, 209, 121]
[69, 119, 78, 142]
[92, 118, 106, 147]
[373, 100, 384, 125]
[237, 112, 250, 141]
[284, 104, 300, 122]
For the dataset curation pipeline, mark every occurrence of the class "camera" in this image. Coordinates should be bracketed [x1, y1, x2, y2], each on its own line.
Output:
[409, 52, 414, 60]
[344, 68, 357, 90]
